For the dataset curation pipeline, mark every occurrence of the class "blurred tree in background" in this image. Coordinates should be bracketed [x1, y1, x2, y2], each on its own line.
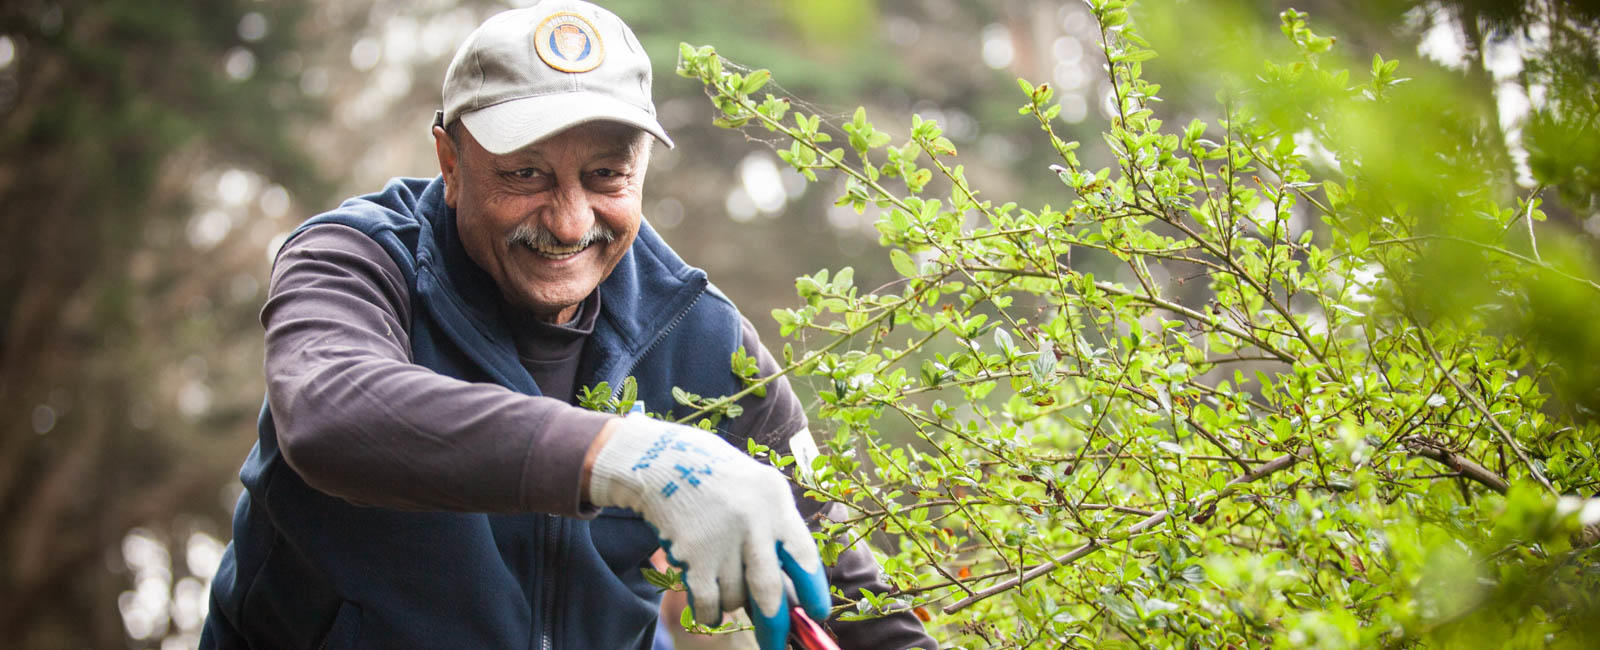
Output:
[0, 0, 326, 646]
[2, 0, 1598, 648]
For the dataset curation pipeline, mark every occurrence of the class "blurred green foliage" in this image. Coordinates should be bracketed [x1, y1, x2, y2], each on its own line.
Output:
[1143, 0, 1600, 416]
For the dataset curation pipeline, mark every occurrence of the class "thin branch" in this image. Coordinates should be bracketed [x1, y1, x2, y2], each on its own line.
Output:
[1521, 185, 1545, 262]
[1404, 436, 1510, 495]
[943, 452, 1299, 614]
[1373, 235, 1600, 293]
[1416, 329, 1556, 494]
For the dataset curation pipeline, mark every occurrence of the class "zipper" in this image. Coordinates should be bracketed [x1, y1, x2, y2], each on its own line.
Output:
[610, 291, 702, 402]
[539, 514, 562, 650]
[532, 286, 702, 648]
[526, 284, 694, 649]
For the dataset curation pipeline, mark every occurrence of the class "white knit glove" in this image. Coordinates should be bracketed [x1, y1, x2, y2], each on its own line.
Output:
[588, 414, 830, 649]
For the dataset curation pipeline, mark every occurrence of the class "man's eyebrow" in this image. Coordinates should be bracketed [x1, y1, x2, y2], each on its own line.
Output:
[590, 143, 642, 163]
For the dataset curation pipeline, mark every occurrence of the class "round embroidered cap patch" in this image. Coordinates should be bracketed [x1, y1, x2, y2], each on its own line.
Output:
[533, 12, 604, 73]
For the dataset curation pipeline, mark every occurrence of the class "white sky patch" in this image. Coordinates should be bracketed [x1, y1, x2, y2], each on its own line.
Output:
[258, 184, 290, 219]
[826, 202, 859, 231]
[1293, 130, 1342, 174]
[1486, 29, 1542, 187]
[1496, 82, 1536, 187]
[1483, 37, 1523, 80]
[1062, 6, 1093, 33]
[781, 166, 807, 201]
[376, 64, 413, 99]
[382, 16, 421, 65]
[1054, 60, 1088, 90]
[1415, 3, 1469, 70]
[187, 210, 232, 250]
[299, 67, 330, 97]
[350, 37, 381, 71]
[217, 169, 255, 206]
[981, 23, 1014, 70]
[1408, 3, 1544, 187]
[1584, 499, 1600, 526]
[1060, 92, 1088, 123]
[177, 380, 213, 418]
[1099, 83, 1118, 120]
[266, 231, 291, 264]
[1053, 36, 1084, 66]
[651, 197, 684, 229]
[910, 102, 977, 141]
[1349, 262, 1383, 303]
[186, 532, 224, 581]
[170, 577, 207, 633]
[223, 47, 256, 81]
[237, 12, 268, 42]
[725, 187, 757, 222]
[421, 9, 479, 60]
[1303, 310, 1328, 338]
[119, 530, 172, 641]
[978, 133, 1021, 165]
[738, 152, 787, 215]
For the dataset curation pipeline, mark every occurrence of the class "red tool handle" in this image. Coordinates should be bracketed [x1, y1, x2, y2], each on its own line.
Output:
[788, 606, 841, 650]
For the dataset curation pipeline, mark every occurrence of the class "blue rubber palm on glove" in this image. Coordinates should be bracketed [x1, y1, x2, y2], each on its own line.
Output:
[589, 415, 831, 649]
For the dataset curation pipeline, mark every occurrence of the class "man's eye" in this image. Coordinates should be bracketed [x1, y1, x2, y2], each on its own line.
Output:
[511, 168, 540, 179]
[592, 168, 620, 178]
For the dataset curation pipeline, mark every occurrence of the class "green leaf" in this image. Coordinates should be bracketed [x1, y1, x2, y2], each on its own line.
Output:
[741, 69, 770, 95]
[993, 327, 1016, 357]
[642, 567, 683, 592]
[890, 249, 918, 278]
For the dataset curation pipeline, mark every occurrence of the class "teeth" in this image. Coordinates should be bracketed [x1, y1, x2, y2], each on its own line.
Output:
[525, 242, 585, 259]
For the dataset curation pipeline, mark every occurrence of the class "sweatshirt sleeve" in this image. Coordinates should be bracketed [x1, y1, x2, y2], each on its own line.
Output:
[262, 223, 612, 517]
[729, 318, 939, 650]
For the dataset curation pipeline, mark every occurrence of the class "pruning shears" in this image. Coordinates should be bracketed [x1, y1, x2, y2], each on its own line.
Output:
[788, 605, 840, 650]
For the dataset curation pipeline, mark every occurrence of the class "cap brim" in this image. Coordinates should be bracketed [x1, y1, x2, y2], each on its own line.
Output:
[459, 92, 674, 155]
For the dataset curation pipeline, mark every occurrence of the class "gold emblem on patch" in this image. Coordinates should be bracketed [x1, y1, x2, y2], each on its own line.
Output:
[533, 12, 604, 73]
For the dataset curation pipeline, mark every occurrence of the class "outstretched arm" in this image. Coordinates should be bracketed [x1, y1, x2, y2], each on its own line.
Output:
[263, 224, 613, 515]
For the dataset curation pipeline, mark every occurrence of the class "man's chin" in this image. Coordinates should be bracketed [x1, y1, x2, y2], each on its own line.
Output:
[508, 283, 593, 322]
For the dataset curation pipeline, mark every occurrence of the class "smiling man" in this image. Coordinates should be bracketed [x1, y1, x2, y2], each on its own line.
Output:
[200, 2, 933, 649]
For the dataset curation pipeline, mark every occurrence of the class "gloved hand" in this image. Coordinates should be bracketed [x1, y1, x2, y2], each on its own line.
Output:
[588, 414, 830, 649]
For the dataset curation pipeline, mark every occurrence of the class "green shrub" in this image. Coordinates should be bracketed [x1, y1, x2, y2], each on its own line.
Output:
[673, 1, 1600, 647]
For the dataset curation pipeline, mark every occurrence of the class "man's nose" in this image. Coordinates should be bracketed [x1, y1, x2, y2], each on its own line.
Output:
[542, 177, 593, 243]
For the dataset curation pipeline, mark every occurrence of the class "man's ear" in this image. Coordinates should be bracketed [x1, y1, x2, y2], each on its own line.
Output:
[433, 124, 460, 209]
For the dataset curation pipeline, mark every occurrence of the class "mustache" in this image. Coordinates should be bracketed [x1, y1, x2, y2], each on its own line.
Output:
[505, 223, 619, 250]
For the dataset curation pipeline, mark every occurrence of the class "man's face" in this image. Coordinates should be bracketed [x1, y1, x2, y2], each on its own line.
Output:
[435, 121, 648, 323]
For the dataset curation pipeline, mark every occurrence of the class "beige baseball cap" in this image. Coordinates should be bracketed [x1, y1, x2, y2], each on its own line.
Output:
[439, 0, 673, 154]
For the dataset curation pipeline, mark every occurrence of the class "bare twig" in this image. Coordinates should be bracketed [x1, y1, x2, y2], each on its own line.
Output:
[1404, 436, 1510, 495]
